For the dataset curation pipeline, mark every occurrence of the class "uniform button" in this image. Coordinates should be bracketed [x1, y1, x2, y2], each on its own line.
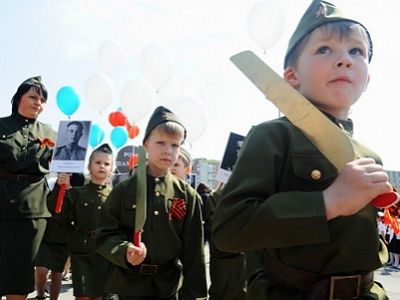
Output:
[25, 119, 28, 122]
[132, 204, 136, 209]
[155, 178, 160, 182]
[24, 125, 28, 128]
[22, 147, 26, 150]
[154, 210, 159, 216]
[2, 135, 5, 138]
[310, 169, 322, 180]
[84, 202, 88, 206]
[97, 206, 102, 210]
[23, 135, 27, 138]
[155, 191, 160, 197]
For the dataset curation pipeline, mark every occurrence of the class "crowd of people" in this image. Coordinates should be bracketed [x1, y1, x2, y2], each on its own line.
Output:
[2, 1, 400, 299]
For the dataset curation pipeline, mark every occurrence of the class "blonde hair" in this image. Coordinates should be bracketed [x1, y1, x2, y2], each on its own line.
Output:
[153, 122, 185, 144]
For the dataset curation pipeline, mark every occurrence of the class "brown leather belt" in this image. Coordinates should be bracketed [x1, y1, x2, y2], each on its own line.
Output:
[0, 170, 43, 183]
[264, 254, 374, 299]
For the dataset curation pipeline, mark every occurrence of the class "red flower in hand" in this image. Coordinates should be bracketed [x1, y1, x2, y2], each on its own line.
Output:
[168, 198, 186, 221]
[37, 137, 55, 149]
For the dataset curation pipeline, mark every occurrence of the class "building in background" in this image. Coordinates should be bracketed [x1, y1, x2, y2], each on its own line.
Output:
[192, 158, 220, 189]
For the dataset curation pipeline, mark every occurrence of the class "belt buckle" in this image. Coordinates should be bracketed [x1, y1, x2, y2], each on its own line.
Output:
[16, 174, 28, 182]
[329, 275, 361, 300]
[139, 264, 158, 275]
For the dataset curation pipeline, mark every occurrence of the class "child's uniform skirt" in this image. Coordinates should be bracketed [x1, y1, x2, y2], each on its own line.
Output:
[36, 221, 70, 273]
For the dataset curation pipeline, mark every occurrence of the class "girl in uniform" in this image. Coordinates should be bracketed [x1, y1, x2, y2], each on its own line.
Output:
[57, 143, 113, 300]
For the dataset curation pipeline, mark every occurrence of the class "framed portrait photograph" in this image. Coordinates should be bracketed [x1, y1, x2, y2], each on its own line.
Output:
[50, 120, 92, 173]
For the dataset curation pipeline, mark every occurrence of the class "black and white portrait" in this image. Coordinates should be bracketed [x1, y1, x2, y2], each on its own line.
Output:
[50, 120, 91, 174]
[53, 120, 90, 161]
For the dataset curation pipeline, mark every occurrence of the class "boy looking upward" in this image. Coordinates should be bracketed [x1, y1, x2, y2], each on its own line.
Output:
[213, 1, 391, 299]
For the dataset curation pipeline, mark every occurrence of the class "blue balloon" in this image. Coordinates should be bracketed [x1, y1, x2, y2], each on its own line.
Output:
[56, 86, 80, 116]
[110, 126, 128, 149]
[89, 124, 105, 148]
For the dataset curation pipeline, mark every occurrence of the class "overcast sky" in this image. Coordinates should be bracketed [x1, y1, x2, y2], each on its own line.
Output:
[1, 0, 400, 170]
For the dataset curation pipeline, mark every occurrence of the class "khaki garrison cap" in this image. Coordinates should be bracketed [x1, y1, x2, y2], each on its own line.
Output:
[284, 0, 373, 68]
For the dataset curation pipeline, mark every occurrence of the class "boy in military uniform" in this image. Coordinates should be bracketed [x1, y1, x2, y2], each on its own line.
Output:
[213, 1, 391, 299]
[95, 106, 207, 300]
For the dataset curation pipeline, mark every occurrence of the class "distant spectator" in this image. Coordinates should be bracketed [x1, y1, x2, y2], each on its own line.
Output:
[196, 182, 212, 243]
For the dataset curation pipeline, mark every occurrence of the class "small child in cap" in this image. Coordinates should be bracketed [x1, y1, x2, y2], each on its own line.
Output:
[56, 143, 114, 299]
[96, 106, 207, 300]
[213, 1, 391, 299]
[171, 146, 192, 182]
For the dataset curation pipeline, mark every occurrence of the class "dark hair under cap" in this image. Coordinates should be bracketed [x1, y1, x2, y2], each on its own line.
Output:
[11, 76, 48, 115]
[284, 0, 373, 68]
[143, 106, 187, 143]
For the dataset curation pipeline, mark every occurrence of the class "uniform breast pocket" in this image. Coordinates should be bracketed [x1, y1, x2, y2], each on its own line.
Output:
[291, 154, 337, 190]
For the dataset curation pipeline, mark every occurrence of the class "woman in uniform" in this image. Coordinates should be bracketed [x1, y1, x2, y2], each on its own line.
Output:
[0, 76, 56, 300]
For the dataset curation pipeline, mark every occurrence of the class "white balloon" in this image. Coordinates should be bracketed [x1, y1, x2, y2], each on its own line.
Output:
[170, 97, 208, 142]
[98, 40, 125, 74]
[247, 1, 284, 51]
[180, 75, 205, 101]
[139, 44, 173, 92]
[120, 79, 153, 122]
[84, 73, 114, 113]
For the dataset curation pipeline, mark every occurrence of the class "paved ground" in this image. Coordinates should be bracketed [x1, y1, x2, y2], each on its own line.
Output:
[374, 264, 400, 299]
[38, 266, 398, 299]
[2, 245, 398, 299]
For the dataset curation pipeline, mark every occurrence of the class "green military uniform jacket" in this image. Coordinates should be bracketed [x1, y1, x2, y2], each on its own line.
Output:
[0, 113, 56, 219]
[95, 171, 207, 299]
[213, 116, 387, 299]
[62, 181, 112, 253]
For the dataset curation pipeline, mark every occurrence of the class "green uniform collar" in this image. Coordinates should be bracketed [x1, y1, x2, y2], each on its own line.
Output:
[321, 111, 353, 136]
[14, 112, 36, 124]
